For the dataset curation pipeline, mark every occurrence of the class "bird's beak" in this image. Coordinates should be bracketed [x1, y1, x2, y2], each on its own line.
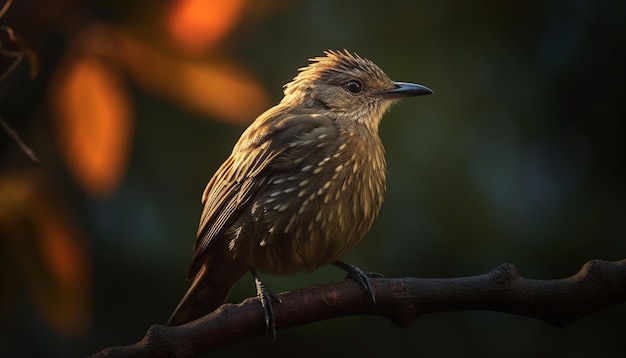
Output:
[380, 82, 434, 98]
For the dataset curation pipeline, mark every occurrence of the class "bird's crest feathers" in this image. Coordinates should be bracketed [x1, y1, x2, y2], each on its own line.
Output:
[282, 49, 388, 98]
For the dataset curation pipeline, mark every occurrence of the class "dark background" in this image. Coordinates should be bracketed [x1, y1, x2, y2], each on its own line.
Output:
[1, 0, 625, 356]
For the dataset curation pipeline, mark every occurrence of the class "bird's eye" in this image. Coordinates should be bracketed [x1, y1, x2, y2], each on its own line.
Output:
[345, 80, 363, 94]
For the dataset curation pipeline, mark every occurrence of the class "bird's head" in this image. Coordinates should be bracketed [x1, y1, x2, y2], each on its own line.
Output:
[281, 50, 433, 129]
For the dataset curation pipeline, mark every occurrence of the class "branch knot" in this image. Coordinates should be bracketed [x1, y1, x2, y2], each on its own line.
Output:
[491, 263, 518, 286]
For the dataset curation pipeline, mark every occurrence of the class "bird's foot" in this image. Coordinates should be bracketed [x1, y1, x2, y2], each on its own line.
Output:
[333, 260, 382, 305]
[252, 269, 282, 342]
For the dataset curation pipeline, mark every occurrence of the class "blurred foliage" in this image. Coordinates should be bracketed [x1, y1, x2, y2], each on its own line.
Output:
[0, 0, 625, 357]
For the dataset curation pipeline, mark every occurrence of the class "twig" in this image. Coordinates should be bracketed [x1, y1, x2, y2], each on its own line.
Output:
[0, 115, 40, 164]
[0, 0, 14, 19]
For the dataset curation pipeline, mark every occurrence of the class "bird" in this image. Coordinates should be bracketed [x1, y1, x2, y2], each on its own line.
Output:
[167, 50, 433, 336]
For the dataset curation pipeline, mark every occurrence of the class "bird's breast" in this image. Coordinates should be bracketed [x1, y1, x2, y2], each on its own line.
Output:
[230, 128, 387, 275]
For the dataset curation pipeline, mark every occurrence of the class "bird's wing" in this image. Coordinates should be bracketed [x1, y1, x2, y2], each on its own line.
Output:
[187, 108, 337, 278]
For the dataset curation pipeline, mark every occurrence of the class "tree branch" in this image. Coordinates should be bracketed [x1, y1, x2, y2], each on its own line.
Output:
[92, 259, 626, 358]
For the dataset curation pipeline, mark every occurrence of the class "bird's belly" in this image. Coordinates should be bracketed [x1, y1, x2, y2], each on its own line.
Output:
[233, 218, 364, 275]
[231, 197, 378, 275]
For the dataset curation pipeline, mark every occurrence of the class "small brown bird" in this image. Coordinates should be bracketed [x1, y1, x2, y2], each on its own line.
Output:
[167, 50, 433, 333]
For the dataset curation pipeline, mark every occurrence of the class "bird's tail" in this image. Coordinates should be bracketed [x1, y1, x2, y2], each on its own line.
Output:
[167, 260, 247, 326]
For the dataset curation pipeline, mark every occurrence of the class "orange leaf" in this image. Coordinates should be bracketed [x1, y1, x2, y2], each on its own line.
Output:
[114, 25, 270, 123]
[167, 0, 246, 54]
[0, 173, 93, 337]
[50, 55, 134, 197]
[34, 207, 92, 337]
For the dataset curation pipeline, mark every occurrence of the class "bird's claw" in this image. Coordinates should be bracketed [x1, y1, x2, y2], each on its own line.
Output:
[334, 261, 382, 305]
[252, 269, 281, 342]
